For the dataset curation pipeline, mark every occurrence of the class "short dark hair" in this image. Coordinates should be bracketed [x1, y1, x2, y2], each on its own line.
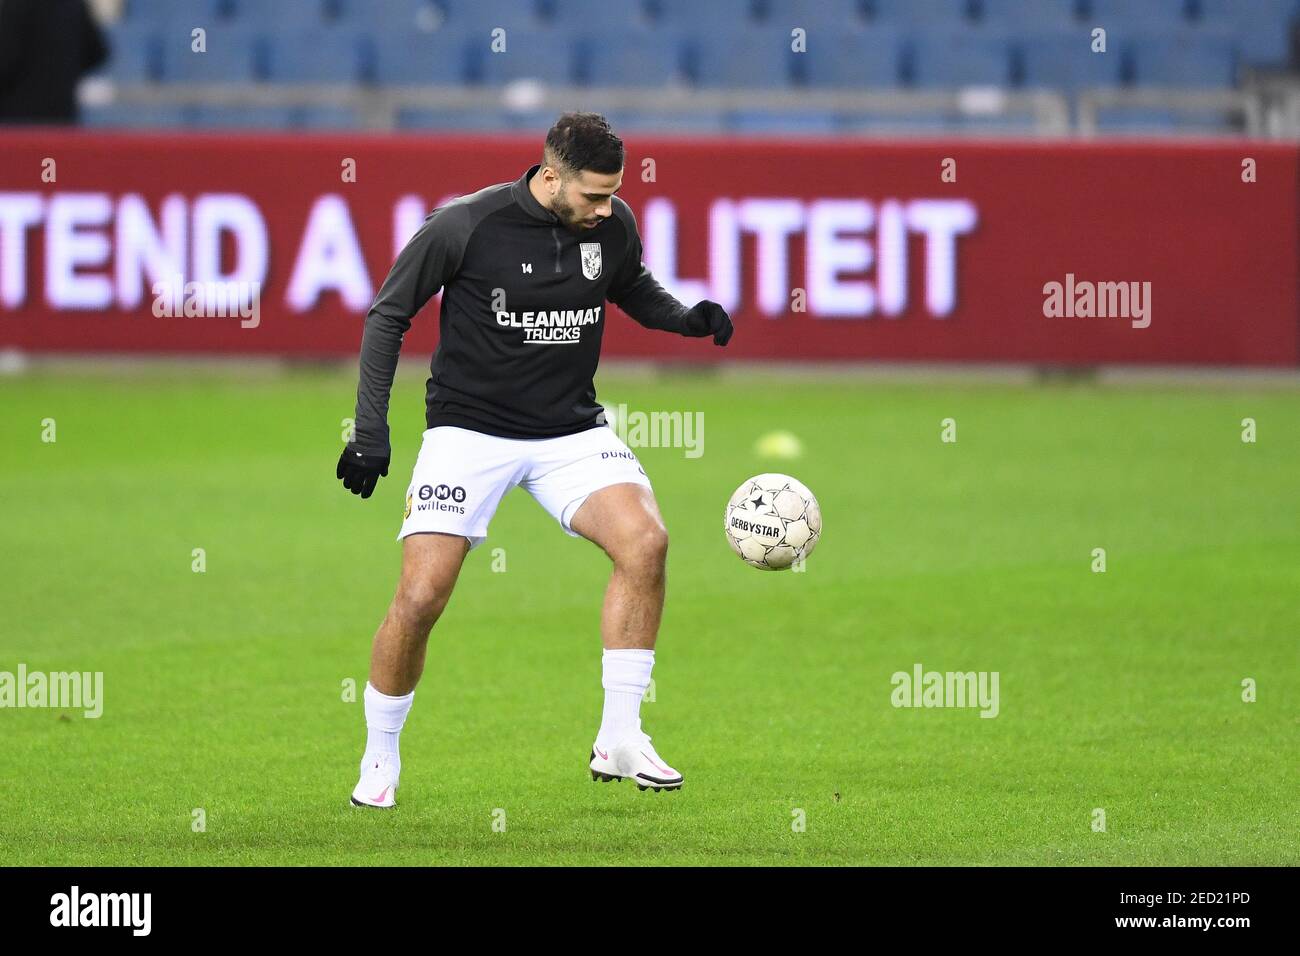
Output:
[543, 112, 624, 178]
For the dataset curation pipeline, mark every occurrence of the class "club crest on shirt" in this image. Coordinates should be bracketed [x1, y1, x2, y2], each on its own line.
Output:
[580, 242, 602, 280]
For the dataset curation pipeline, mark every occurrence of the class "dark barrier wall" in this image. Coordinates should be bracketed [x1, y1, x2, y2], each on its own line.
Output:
[0, 132, 1295, 365]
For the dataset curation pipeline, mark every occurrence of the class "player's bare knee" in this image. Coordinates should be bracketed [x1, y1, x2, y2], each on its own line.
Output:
[645, 522, 669, 566]
[393, 582, 450, 633]
[612, 520, 668, 577]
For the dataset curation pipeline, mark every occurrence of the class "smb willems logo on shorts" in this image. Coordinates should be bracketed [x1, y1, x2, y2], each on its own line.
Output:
[0, 664, 103, 718]
[599, 403, 704, 459]
[412, 483, 467, 515]
[890, 663, 999, 718]
[50, 886, 151, 936]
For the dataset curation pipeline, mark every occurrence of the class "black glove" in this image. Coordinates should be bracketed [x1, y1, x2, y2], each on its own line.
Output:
[336, 448, 389, 499]
[683, 300, 733, 346]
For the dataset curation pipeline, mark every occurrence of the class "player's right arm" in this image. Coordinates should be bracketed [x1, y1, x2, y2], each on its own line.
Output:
[337, 202, 470, 498]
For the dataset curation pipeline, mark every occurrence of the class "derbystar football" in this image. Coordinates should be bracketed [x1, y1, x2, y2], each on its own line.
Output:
[724, 473, 822, 570]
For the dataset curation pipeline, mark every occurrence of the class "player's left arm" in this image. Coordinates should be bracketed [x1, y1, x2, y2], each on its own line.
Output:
[80, 0, 109, 75]
[0, 0, 27, 87]
[606, 198, 733, 346]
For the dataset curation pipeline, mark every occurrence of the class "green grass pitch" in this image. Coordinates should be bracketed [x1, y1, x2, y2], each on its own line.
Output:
[1, 366, 1297, 866]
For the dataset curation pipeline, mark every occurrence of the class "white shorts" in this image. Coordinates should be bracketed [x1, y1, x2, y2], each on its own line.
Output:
[397, 425, 652, 550]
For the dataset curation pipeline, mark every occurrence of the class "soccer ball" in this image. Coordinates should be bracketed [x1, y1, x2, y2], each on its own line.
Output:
[724, 473, 821, 571]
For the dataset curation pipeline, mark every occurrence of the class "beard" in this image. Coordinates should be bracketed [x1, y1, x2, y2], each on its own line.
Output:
[551, 191, 598, 233]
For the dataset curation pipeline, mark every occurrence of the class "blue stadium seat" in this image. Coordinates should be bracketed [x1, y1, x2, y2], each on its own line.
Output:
[1094, 105, 1236, 131]
[1126, 30, 1236, 86]
[978, 0, 1078, 27]
[119, 0, 164, 22]
[842, 110, 1039, 132]
[906, 29, 1015, 87]
[867, 0, 974, 24]
[576, 31, 687, 86]
[953, 112, 1042, 131]
[1198, 0, 1295, 64]
[296, 105, 365, 128]
[397, 107, 514, 129]
[1019, 29, 1123, 88]
[219, 0, 331, 29]
[264, 30, 367, 83]
[500, 110, 557, 131]
[602, 109, 727, 133]
[190, 104, 299, 128]
[798, 29, 905, 88]
[688, 26, 797, 87]
[101, 24, 163, 83]
[467, 28, 577, 85]
[368, 29, 472, 85]
[840, 113, 961, 132]
[121, 0, 213, 26]
[396, 107, 554, 130]
[727, 109, 840, 134]
[545, 0, 652, 30]
[83, 102, 192, 127]
[158, 25, 266, 82]
[437, 0, 548, 31]
[757, 0, 872, 30]
[648, 0, 757, 31]
[1085, 0, 1192, 29]
[336, 0, 448, 31]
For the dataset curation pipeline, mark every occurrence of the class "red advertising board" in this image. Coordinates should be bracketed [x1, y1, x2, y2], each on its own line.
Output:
[0, 131, 1295, 365]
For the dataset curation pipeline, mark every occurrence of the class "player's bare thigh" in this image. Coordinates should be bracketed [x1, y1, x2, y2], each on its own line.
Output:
[570, 483, 668, 562]
[394, 531, 471, 615]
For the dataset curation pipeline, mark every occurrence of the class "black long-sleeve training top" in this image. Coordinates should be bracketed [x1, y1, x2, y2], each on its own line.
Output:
[348, 163, 696, 456]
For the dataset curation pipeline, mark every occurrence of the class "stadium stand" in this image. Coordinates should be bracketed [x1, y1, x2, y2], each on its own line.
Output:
[79, 0, 1300, 136]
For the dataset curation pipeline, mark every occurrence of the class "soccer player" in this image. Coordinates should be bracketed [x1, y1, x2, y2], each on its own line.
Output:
[337, 112, 733, 808]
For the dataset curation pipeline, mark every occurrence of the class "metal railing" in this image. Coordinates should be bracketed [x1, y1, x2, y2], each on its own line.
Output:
[87, 79, 1300, 137]
[1076, 87, 1263, 136]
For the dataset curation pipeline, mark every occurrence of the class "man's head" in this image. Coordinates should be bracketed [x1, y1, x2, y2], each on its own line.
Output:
[532, 112, 624, 233]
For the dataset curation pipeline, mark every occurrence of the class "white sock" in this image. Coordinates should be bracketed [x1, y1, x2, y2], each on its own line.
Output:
[596, 648, 654, 751]
[364, 681, 414, 763]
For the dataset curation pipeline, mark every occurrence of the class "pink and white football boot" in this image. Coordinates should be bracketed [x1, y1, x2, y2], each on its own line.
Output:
[589, 726, 683, 792]
[350, 752, 399, 809]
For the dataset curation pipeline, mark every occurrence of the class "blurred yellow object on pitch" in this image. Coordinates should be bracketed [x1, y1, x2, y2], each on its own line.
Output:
[754, 430, 803, 459]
